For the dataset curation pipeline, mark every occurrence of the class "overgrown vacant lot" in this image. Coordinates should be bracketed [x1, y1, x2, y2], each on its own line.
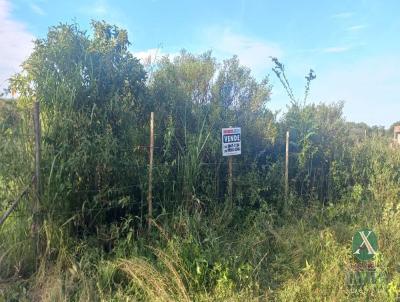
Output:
[1, 22, 400, 301]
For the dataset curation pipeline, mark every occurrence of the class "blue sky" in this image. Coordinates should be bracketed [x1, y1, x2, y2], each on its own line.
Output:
[1, 0, 399, 127]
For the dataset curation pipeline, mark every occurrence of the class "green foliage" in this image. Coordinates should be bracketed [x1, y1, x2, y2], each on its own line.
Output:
[282, 101, 353, 202]
[1, 21, 400, 301]
[9, 21, 148, 231]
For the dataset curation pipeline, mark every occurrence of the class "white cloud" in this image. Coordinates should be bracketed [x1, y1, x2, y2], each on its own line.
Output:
[201, 26, 282, 78]
[332, 12, 354, 19]
[30, 3, 45, 16]
[132, 48, 180, 77]
[0, 0, 34, 92]
[79, 0, 128, 30]
[323, 46, 351, 53]
[133, 27, 282, 80]
[134, 48, 164, 63]
[79, 0, 108, 16]
[92, 1, 108, 15]
[347, 24, 367, 32]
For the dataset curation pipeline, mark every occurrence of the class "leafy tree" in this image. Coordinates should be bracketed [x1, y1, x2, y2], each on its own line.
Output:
[10, 21, 148, 230]
[138, 51, 279, 210]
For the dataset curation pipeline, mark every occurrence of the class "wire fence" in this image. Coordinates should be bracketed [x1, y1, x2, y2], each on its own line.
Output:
[1, 101, 280, 227]
[2, 170, 255, 218]
[5, 192, 233, 220]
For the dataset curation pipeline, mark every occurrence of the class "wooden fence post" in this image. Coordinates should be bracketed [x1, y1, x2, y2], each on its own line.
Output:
[228, 156, 233, 202]
[227, 125, 233, 203]
[33, 101, 41, 266]
[34, 101, 41, 200]
[147, 112, 154, 231]
[285, 131, 289, 201]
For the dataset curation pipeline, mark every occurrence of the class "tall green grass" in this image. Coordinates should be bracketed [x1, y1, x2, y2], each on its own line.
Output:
[2, 175, 400, 301]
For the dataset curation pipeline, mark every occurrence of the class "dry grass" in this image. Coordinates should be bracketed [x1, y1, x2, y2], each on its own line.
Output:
[117, 248, 191, 302]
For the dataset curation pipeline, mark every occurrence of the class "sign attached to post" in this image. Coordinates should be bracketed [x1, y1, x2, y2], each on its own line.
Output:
[222, 127, 241, 156]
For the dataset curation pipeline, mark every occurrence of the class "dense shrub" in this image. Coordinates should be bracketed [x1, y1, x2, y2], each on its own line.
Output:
[1, 22, 399, 301]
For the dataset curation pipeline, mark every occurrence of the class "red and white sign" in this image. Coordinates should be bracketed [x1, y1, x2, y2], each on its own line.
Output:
[222, 127, 241, 156]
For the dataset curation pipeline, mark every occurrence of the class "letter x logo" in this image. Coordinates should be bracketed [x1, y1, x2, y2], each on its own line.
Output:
[353, 231, 376, 255]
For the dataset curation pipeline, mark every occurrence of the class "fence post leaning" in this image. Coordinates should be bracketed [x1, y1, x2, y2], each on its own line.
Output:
[0, 177, 34, 227]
